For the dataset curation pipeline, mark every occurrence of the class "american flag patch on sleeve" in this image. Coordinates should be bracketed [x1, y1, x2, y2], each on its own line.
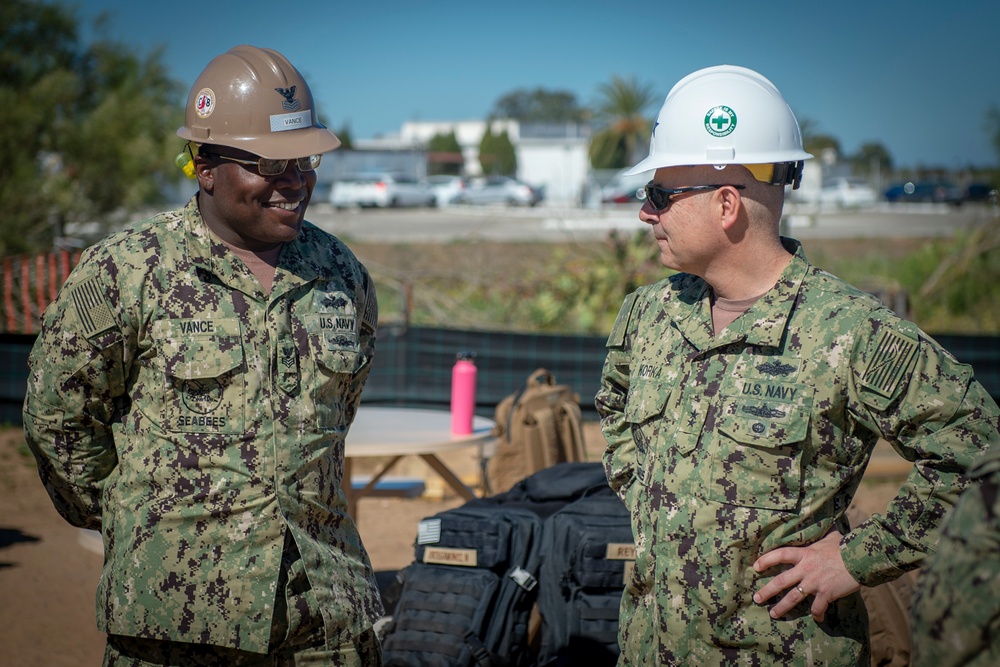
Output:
[361, 279, 377, 334]
[861, 328, 918, 398]
[70, 278, 115, 338]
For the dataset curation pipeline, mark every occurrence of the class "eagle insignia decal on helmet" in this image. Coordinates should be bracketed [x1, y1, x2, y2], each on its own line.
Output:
[275, 86, 301, 112]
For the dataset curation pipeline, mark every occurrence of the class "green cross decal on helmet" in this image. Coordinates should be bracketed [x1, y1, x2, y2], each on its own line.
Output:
[705, 105, 737, 137]
[626, 64, 813, 188]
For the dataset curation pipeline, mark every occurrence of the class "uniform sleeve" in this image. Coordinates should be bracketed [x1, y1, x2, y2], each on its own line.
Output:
[22, 248, 128, 530]
[909, 443, 1000, 666]
[596, 292, 640, 500]
[840, 313, 1000, 586]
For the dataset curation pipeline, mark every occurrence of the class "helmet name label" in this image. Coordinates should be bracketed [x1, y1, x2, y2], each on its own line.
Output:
[270, 110, 312, 133]
[704, 105, 737, 137]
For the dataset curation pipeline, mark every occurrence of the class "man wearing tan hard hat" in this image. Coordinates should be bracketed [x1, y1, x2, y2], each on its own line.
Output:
[24, 45, 384, 664]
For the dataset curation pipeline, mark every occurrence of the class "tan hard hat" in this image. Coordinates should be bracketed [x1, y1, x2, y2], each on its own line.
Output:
[177, 45, 340, 159]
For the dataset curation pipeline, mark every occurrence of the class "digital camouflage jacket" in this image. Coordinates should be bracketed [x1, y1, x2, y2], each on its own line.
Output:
[23, 196, 383, 653]
[910, 440, 1000, 666]
[596, 239, 1000, 666]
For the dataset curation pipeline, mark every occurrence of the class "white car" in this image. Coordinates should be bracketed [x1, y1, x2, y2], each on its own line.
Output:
[428, 175, 466, 207]
[818, 177, 878, 207]
[330, 172, 435, 209]
[457, 176, 543, 207]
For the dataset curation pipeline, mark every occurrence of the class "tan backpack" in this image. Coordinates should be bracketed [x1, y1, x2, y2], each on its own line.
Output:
[486, 368, 586, 494]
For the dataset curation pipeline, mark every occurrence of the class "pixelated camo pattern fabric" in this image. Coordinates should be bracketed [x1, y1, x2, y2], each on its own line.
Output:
[910, 442, 1000, 667]
[596, 238, 1000, 666]
[23, 196, 383, 653]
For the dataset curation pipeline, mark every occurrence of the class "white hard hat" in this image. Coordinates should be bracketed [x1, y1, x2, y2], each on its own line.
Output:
[626, 65, 813, 187]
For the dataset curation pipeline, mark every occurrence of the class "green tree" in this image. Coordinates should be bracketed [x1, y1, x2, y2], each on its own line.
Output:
[490, 87, 586, 123]
[988, 105, 1000, 159]
[427, 130, 463, 176]
[850, 142, 893, 178]
[0, 0, 183, 255]
[479, 127, 516, 176]
[987, 104, 1000, 184]
[798, 118, 842, 161]
[335, 123, 354, 149]
[588, 75, 657, 170]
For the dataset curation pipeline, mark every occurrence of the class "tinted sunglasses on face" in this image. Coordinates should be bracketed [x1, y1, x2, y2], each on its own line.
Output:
[638, 183, 745, 212]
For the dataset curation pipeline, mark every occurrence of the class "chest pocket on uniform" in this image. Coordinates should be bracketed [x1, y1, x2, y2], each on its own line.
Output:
[156, 318, 246, 436]
[710, 384, 812, 511]
[309, 328, 365, 430]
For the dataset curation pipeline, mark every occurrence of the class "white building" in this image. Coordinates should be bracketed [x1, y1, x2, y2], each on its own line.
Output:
[357, 119, 593, 207]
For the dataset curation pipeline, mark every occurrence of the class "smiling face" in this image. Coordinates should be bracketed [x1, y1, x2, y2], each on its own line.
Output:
[194, 146, 317, 251]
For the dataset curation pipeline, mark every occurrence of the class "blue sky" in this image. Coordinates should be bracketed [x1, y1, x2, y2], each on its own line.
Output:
[75, 0, 999, 169]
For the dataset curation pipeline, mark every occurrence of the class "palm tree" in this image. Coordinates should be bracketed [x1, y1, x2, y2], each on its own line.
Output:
[589, 75, 658, 170]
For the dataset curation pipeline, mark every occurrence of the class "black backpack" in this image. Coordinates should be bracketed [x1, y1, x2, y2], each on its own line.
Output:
[381, 504, 543, 667]
[382, 463, 614, 666]
[534, 492, 633, 667]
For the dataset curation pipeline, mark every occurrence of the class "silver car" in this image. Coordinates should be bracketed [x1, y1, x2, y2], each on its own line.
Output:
[330, 172, 435, 208]
[428, 175, 467, 207]
[457, 176, 543, 207]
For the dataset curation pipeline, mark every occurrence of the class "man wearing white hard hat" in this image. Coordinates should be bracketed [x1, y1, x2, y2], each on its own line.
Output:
[24, 46, 384, 664]
[595, 64, 999, 665]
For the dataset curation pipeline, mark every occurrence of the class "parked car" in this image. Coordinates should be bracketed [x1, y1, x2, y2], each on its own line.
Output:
[427, 175, 466, 207]
[330, 172, 435, 208]
[963, 182, 997, 203]
[817, 177, 878, 207]
[599, 168, 648, 204]
[457, 176, 543, 206]
[884, 181, 963, 205]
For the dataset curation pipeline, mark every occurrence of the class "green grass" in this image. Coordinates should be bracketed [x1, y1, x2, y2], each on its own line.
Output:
[353, 223, 1000, 336]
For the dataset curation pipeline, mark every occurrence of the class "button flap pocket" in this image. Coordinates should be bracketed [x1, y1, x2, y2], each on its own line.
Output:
[711, 392, 810, 510]
[623, 380, 669, 425]
[155, 319, 244, 380]
[312, 340, 363, 375]
[717, 392, 811, 447]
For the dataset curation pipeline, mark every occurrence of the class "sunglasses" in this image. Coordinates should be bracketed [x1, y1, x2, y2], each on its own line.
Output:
[638, 183, 745, 211]
[204, 152, 322, 176]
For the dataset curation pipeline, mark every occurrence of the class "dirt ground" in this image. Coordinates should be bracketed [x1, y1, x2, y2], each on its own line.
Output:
[0, 424, 908, 666]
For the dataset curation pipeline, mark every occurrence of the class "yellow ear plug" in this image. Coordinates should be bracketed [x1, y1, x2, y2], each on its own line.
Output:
[175, 151, 196, 179]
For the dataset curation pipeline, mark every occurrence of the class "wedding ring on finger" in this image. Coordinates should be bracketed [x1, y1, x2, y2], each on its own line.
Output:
[796, 585, 805, 596]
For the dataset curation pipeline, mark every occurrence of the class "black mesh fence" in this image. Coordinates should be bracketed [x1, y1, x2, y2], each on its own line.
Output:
[362, 324, 609, 417]
[3, 328, 999, 426]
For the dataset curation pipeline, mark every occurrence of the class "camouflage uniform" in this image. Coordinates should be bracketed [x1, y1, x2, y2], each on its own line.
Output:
[910, 442, 1000, 666]
[596, 238, 1000, 666]
[23, 196, 384, 656]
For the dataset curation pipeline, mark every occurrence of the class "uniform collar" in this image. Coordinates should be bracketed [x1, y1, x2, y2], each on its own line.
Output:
[182, 195, 322, 299]
[674, 237, 810, 351]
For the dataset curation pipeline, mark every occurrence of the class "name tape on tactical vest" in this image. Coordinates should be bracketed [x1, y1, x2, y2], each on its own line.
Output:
[605, 543, 636, 561]
[423, 547, 478, 567]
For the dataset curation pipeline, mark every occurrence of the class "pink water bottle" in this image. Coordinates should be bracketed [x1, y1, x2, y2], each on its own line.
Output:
[451, 351, 477, 434]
